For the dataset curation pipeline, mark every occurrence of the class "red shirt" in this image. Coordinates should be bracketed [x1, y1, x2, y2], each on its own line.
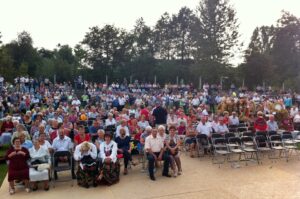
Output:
[254, 117, 267, 132]
[1, 121, 14, 134]
[74, 134, 90, 144]
[140, 108, 149, 121]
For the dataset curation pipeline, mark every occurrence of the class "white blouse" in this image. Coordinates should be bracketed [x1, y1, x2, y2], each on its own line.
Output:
[29, 146, 51, 164]
[99, 141, 118, 163]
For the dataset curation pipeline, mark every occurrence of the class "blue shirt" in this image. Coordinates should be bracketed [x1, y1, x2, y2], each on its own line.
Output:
[22, 140, 33, 149]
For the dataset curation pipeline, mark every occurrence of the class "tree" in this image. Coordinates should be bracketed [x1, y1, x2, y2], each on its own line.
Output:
[272, 11, 300, 83]
[171, 7, 198, 63]
[154, 12, 174, 60]
[5, 31, 40, 76]
[246, 26, 276, 56]
[82, 25, 134, 81]
[132, 18, 154, 58]
[194, 0, 240, 64]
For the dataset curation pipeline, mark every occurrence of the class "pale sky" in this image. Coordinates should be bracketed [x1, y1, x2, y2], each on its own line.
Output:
[0, 0, 299, 65]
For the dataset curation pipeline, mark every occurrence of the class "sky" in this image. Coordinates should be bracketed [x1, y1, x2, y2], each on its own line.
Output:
[0, 0, 299, 65]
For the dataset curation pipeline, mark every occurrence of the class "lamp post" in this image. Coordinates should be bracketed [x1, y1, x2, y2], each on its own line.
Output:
[220, 76, 228, 90]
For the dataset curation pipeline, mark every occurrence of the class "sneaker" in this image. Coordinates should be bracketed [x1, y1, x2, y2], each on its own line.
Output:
[173, 172, 177, 178]
[178, 170, 182, 175]
[9, 188, 15, 195]
[25, 188, 31, 193]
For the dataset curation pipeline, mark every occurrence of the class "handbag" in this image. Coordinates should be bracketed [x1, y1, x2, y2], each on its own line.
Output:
[37, 163, 50, 171]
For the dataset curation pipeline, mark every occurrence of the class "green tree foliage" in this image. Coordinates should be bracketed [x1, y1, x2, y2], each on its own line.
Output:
[194, 0, 240, 64]
[241, 11, 300, 90]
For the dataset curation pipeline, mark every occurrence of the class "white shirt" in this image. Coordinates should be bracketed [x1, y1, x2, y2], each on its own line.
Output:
[290, 108, 299, 118]
[115, 125, 130, 137]
[40, 140, 52, 151]
[145, 134, 164, 153]
[196, 122, 212, 136]
[71, 99, 81, 106]
[167, 115, 178, 127]
[29, 146, 51, 164]
[267, 120, 278, 132]
[157, 133, 167, 144]
[138, 120, 150, 129]
[52, 136, 72, 152]
[73, 142, 97, 161]
[99, 141, 118, 163]
[191, 98, 200, 106]
[294, 114, 300, 123]
[215, 124, 229, 134]
[118, 97, 126, 106]
[105, 118, 116, 127]
[229, 116, 239, 126]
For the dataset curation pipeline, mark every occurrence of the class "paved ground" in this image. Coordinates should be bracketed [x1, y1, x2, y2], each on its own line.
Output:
[1, 154, 300, 199]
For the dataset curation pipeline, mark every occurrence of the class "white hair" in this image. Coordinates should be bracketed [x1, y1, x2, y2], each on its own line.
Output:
[145, 126, 152, 131]
[158, 125, 165, 131]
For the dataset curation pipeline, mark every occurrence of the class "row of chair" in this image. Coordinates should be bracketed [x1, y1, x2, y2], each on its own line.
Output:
[211, 131, 300, 167]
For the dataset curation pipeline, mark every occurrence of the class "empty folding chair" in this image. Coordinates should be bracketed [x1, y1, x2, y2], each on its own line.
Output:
[267, 131, 277, 139]
[212, 138, 230, 168]
[241, 136, 259, 164]
[242, 131, 254, 138]
[255, 131, 267, 137]
[224, 132, 235, 143]
[211, 133, 223, 144]
[228, 125, 237, 133]
[269, 134, 286, 161]
[282, 133, 299, 161]
[227, 137, 246, 167]
[254, 135, 272, 163]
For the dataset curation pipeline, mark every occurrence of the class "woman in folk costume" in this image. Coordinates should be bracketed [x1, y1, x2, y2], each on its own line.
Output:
[238, 97, 249, 122]
[254, 111, 268, 132]
[98, 133, 120, 185]
[217, 97, 227, 115]
[74, 141, 98, 188]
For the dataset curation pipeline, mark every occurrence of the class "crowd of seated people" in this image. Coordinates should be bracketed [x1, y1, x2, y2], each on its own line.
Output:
[1, 79, 300, 194]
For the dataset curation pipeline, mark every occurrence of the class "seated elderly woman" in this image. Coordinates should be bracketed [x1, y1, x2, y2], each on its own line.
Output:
[184, 126, 197, 158]
[29, 139, 51, 191]
[165, 126, 182, 177]
[6, 137, 31, 195]
[0, 116, 14, 146]
[74, 141, 98, 188]
[97, 132, 120, 185]
[19, 132, 33, 149]
[11, 123, 31, 143]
